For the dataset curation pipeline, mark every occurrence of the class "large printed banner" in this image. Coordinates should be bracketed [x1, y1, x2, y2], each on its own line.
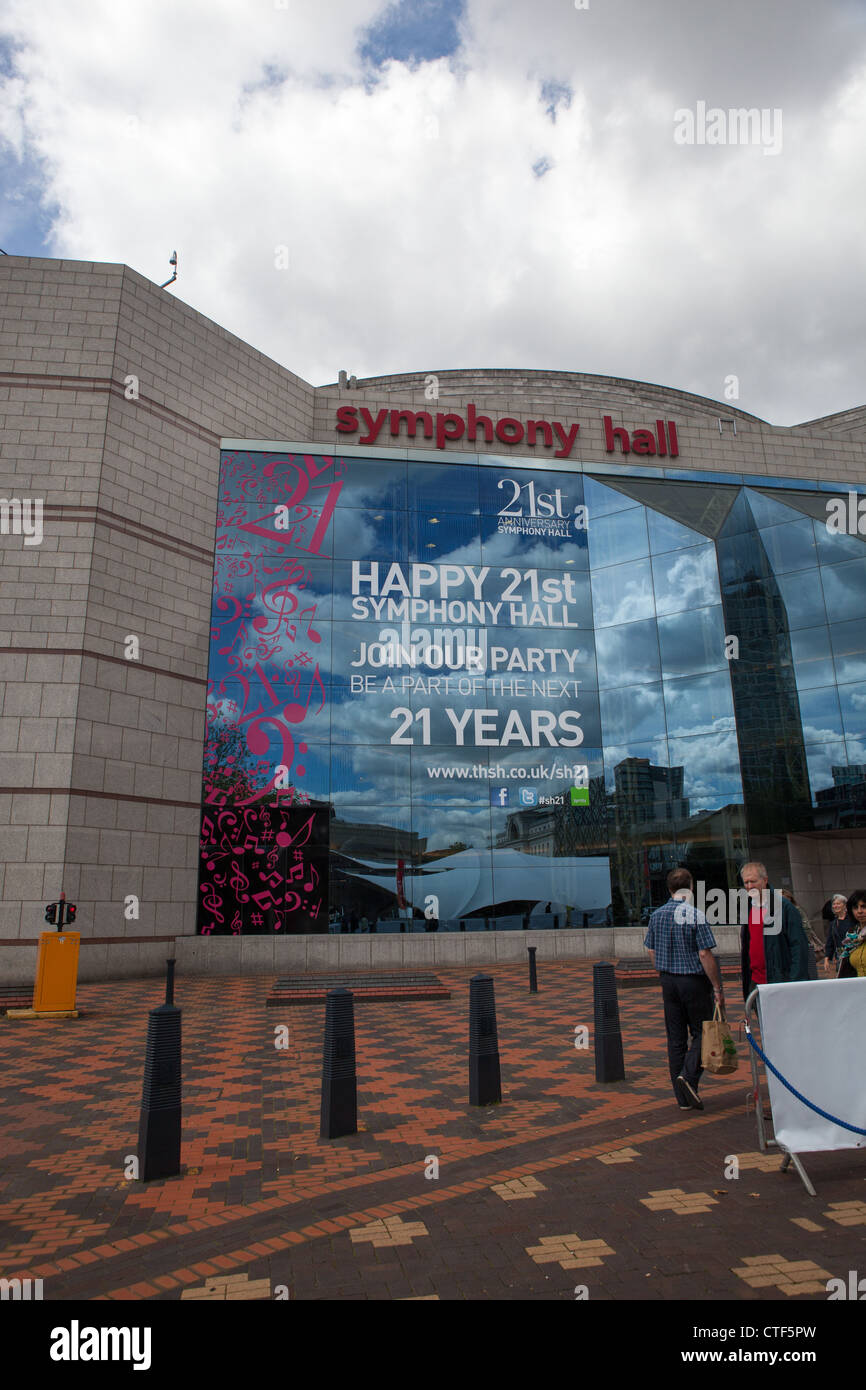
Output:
[197, 449, 610, 934]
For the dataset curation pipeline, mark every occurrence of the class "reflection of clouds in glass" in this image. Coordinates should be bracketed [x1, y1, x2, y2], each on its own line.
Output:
[667, 732, 743, 799]
[450, 529, 582, 570]
[600, 685, 665, 743]
[804, 743, 847, 795]
[663, 674, 735, 738]
[595, 620, 660, 689]
[652, 545, 719, 616]
[419, 806, 494, 856]
[602, 739, 669, 790]
[591, 560, 654, 627]
[657, 606, 726, 679]
[801, 722, 841, 744]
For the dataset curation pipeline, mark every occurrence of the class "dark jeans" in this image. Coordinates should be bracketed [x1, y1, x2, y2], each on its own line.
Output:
[659, 971, 714, 1100]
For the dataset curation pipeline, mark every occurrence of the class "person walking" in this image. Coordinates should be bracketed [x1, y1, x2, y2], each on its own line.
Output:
[739, 861, 811, 998]
[779, 889, 819, 979]
[644, 866, 725, 1112]
[823, 892, 853, 974]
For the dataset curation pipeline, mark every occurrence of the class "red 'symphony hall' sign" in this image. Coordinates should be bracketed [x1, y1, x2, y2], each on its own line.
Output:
[336, 404, 679, 459]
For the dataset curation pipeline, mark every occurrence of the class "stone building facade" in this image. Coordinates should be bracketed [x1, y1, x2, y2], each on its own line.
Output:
[1, 254, 865, 980]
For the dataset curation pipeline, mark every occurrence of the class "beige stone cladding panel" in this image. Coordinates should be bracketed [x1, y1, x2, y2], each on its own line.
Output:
[84, 525, 212, 682]
[99, 400, 219, 546]
[0, 257, 124, 377]
[114, 265, 315, 445]
[0, 791, 70, 939]
[63, 791, 200, 939]
[71, 656, 205, 805]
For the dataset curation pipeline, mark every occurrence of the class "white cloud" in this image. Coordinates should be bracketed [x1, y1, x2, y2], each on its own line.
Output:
[5, 2, 865, 432]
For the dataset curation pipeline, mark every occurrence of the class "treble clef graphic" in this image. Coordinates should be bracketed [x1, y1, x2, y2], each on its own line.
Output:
[229, 860, 250, 903]
[201, 882, 224, 924]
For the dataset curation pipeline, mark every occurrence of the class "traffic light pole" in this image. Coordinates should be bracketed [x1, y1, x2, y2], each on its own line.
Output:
[44, 891, 76, 930]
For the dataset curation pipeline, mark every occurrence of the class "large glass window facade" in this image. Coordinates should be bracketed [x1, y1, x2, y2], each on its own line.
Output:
[197, 447, 866, 934]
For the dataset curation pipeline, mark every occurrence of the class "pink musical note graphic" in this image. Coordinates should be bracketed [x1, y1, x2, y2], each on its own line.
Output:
[199, 448, 343, 937]
[229, 860, 250, 903]
[275, 813, 316, 850]
[284, 664, 326, 723]
[201, 883, 224, 924]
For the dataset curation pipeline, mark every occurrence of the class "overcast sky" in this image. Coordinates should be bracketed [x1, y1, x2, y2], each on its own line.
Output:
[1, 0, 865, 426]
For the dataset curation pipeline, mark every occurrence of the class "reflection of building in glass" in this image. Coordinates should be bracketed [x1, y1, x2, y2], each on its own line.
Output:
[554, 776, 612, 858]
[613, 759, 689, 823]
[496, 807, 557, 854]
[814, 766, 866, 830]
[718, 507, 813, 839]
[330, 818, 425, 860]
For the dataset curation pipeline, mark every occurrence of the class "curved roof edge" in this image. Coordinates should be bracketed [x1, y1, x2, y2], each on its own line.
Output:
[316, 367, 770, 424]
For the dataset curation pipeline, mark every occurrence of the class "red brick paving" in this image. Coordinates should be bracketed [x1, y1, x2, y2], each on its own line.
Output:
[0, 962, 864, 1304]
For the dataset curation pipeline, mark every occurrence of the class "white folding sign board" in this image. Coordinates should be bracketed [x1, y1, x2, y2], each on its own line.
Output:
[758, 978, 866, 1153]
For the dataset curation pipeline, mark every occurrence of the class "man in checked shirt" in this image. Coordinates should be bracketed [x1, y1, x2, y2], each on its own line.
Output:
[644, 866, 726, 1111]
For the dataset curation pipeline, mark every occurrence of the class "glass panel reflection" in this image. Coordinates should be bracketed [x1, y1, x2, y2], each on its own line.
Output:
[584, 476, 641, 518]
[647, 508, 708, 556]
[758, 518, 819, 574]
[831, 619, 866, 685]
[651, 543, 720, 616]
[587, 507, 649, 570]
[804, 742, 849, 802]
[595, 618, 660, 689]
[657, 606, 726, 679]
[820, 558, 866, 625]
[600, 684, 666, 743]
[409, 462, 480, 515]
[666, 733, 744, 799]
[796, 686, 843, 743]
[838, 682, 866, 741]
[205, 450, 866, 934]
[332, 508, 408, 561]
[591, 558, 655, 627]
[790, 626, 835, 689]
[775, 569, 828, 632]
[663, 671, 736, 738]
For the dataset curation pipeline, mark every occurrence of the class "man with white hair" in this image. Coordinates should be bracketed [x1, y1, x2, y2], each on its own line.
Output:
[824, 892, 852, 974]
[739, 861, 811, 999]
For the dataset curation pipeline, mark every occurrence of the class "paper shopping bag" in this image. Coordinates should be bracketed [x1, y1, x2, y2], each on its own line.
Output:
[701, 1004, 738, 1075]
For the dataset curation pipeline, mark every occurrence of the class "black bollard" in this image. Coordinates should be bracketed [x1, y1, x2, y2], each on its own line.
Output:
[137, 958, 182, 1181]
[320, 988, 357, 1139]
[527, 946, 538, 993]
[593, 960, 625, 1082]
[469, 973, 501, 1106]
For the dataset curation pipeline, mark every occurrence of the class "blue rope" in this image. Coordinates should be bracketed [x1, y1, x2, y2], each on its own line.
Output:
[744, 1025, 866, 1136]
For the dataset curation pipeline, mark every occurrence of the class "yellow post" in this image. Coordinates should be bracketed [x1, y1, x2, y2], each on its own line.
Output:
[31, 931, 81, 1014]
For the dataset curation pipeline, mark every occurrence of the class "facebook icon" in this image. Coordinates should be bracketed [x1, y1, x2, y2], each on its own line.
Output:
[490, 787, 509, 806]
